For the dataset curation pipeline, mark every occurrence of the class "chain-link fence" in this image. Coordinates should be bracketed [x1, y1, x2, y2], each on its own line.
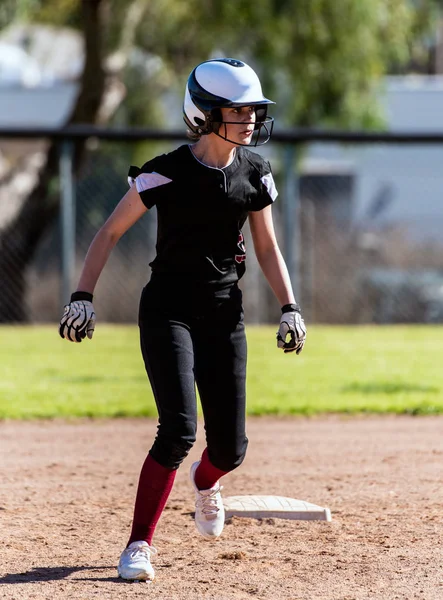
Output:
[2, 128, 443, 325]
[297, 141, 443, 324]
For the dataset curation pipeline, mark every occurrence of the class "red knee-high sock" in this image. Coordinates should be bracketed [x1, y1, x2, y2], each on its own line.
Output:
[194, 448, 229, 490]
[127, 453, 176, 546]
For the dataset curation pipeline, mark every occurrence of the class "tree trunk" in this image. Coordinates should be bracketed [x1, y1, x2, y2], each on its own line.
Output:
[0, 0, 106, 322]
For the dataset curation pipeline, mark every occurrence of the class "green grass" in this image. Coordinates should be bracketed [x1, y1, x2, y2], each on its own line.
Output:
[1, 324, 443, 419]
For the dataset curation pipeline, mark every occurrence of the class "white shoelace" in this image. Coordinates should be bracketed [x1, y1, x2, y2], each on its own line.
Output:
[196, 485, 224, 515]
[127, 543, 157, 560]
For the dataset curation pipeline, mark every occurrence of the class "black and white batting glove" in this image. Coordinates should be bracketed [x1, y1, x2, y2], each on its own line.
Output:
[277, 303, 307, 355]
[59, 291, 96, 343]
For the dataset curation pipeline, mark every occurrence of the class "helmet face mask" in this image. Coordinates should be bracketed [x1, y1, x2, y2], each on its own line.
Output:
[183, 58, 275, 147]
[210, 107, 274, 147]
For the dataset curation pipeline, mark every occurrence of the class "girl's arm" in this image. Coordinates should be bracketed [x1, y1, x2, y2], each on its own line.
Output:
[76, 186, 148, 294]
[249, 205, 306, 354]
[59, 186, 148, 343]
[248, 205, 296, 306]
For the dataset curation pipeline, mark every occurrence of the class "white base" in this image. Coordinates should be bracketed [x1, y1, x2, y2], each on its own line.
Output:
[223, 495, 332, 521]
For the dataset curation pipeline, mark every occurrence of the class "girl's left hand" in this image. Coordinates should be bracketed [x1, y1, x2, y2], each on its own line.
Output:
[277, 305, 306, 354]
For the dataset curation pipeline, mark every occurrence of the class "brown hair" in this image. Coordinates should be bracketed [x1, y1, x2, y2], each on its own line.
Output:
[186, 129, 201, 142]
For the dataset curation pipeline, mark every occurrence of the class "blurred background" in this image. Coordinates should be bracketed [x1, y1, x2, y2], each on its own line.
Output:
[1, 0, 443, 326]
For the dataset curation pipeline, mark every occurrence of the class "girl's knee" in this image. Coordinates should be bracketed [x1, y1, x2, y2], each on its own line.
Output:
[150, 422, 197, 469]
[208, 436, 249, 472]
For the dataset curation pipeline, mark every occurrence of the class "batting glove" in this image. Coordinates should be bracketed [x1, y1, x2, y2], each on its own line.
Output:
[59, 291, 96, 343]
[277, 303, 307, 355]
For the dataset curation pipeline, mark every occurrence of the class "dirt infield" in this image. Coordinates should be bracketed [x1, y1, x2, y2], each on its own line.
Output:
[1, 416, 442, 600]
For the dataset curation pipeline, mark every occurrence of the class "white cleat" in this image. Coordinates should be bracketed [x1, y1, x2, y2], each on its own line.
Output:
[117, 540, 157, 581]
[190, 461, 225, 539]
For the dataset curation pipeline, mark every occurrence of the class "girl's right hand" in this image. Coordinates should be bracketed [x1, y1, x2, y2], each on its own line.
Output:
[59, 293, 96, 343]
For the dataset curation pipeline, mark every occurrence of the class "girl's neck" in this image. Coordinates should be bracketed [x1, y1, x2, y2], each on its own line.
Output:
[190, 137, 237, 169]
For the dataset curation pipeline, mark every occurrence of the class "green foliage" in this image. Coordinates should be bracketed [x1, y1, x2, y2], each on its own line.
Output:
[131, 0, 437, 128]
[1, 324, 442, 419]
[16, 0, 439, 129]
[212, 0, 436, 127]
[19, 0, 81, 27]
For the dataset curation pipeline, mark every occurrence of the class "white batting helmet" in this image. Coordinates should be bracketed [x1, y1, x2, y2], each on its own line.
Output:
[183, 58, 275, 146]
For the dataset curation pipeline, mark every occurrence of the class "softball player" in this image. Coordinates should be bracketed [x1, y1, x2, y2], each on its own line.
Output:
[59, 58, 307, 581]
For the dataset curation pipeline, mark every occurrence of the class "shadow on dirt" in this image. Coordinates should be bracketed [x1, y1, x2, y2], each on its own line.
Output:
[0, 566, 119, 584]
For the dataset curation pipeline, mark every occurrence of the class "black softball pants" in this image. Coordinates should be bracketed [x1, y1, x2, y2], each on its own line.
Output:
[138, 280, 249, 472]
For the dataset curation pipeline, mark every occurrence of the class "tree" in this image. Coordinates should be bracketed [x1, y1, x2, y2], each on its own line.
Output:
[0, 0, 105, 321]
[0, 0, 438, 321]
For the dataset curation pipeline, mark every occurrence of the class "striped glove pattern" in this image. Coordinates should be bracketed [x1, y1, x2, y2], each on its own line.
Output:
[59, 292, 96, 343]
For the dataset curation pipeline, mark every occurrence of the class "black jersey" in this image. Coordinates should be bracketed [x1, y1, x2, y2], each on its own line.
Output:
[128, 144, 277, 288]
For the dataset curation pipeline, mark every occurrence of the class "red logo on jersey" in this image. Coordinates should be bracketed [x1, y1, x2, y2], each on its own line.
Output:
[235, 232, 246, 264]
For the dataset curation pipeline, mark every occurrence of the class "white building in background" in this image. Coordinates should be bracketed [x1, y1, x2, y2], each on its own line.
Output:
[0, 28, 82, 128]
[305, 76, 443, 242]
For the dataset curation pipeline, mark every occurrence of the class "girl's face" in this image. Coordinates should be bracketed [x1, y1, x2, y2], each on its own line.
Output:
[219, 106, 256, 145]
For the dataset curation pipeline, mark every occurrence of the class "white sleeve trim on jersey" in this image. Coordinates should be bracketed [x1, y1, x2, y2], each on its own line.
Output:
[127, 172, 173, 191]
[261, 173, 278, 201]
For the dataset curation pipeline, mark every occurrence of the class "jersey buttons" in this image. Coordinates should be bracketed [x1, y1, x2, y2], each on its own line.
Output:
[216, 173, 226, 192]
